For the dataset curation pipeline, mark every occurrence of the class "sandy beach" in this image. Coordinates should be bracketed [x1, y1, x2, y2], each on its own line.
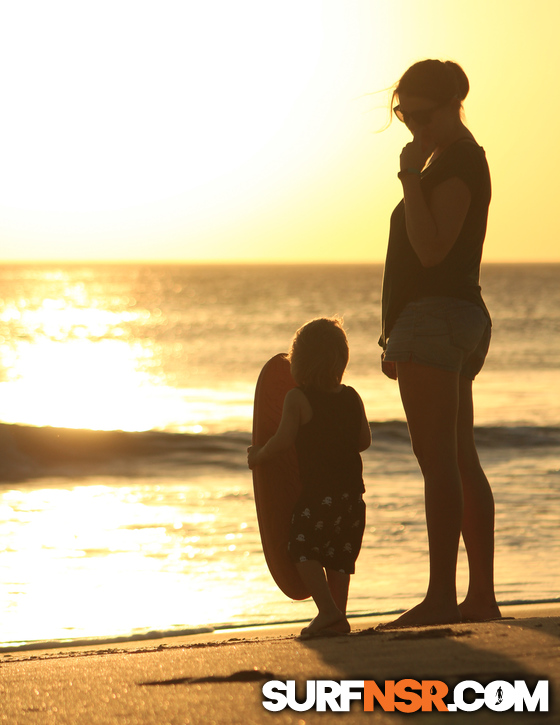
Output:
[1, 603, 557, 724]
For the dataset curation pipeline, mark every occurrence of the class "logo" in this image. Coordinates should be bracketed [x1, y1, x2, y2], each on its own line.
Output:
[262, 678, 549, 713]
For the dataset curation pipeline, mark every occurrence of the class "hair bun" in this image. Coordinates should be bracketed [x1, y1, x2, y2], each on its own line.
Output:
[444, 61, 469, 101]
[394, 59, 470, 105]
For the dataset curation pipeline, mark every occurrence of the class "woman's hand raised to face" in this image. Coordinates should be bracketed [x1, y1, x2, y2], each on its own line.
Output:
[399, 130, 436, 173]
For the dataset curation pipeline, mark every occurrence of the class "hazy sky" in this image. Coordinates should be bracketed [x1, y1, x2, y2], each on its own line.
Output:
[1, 0, 558, 263]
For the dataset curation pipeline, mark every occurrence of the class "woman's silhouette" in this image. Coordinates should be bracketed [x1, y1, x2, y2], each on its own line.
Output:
[379, 59, 500, 627]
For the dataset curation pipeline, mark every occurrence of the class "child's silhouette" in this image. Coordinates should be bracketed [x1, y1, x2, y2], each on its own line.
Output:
[248, 318, 371, 638]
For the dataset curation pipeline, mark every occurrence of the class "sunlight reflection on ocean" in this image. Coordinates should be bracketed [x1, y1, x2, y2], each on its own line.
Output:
[1, 263, 560, 433]
[0, 264, 558, 648]
[1, 443, 558, 649]
[0, 477, 263, 645]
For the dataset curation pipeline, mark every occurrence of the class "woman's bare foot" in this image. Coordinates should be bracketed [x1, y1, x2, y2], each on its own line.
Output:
[459, 598, 502, 622]
[379, 598, 461, 630]
[300, 610, 350, 639]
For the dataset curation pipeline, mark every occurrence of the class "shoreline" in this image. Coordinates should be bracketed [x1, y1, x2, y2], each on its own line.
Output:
[2, 601, 559, 660]
[0, 603, 558, 723]
[2, 602, 558, 661]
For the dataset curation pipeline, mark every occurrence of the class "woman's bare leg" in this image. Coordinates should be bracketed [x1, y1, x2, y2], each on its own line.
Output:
[386, 361, 463, 627]
[457, 375, 501, 621]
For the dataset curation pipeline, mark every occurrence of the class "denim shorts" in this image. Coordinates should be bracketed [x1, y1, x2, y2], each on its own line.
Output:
[384, 297, 491, 380]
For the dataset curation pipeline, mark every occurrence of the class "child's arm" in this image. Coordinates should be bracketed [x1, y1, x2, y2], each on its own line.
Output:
[357, 395, 372, 452]
[247, 388, 304, 469]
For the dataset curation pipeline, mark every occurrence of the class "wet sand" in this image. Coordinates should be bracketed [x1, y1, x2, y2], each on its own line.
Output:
[0, 604, 558, 724]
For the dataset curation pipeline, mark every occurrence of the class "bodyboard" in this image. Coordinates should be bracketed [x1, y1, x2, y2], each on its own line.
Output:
[251, 353, 310, 600]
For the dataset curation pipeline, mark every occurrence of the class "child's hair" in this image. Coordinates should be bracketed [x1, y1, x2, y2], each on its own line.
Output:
[288, 317, 349, 391]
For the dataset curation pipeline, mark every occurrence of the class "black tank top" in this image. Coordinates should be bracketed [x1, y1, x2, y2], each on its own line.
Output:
[380, 138, 491, 348]
[295, 385, 365, 497]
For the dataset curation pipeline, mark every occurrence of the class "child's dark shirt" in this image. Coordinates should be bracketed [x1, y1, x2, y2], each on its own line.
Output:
[295, 385, 365, 498]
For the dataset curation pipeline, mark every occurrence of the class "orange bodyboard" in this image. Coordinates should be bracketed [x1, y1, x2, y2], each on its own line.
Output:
[251, 353, 310, 600]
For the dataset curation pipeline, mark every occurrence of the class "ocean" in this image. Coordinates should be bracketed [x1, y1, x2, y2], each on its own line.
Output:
[0, 263, 559, 650]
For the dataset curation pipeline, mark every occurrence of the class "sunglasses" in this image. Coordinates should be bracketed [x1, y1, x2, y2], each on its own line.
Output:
[393, 100, 449, 127]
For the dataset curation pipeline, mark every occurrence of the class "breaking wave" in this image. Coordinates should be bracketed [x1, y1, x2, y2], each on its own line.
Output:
[1, 421, 559, 483]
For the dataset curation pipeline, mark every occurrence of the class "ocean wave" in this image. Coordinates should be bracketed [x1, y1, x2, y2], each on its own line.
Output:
[0, 423, 251, 482]
[371, 421, 560, 448]
[1, 421, 559, 483]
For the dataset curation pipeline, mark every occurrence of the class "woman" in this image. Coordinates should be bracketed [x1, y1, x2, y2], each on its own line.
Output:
[379, 59, 500, 627]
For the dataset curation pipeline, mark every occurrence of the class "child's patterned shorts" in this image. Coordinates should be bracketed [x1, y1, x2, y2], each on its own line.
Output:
[287, 491, 366, 575]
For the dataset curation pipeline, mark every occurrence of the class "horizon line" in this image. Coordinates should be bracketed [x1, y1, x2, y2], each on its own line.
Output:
[1, 259, 560, 266]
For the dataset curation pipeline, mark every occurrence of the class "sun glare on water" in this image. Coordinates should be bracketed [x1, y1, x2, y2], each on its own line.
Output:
[0, 482, 260, 645]
[0, 294, 179, 432]
[2, 338, 157, 432]
[0, 278, 254, 433]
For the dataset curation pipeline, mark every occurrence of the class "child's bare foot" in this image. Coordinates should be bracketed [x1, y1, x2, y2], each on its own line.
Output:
[379, 599, 461, 630]
[300, 610, 350, 639]
[459, 598, 502, 622]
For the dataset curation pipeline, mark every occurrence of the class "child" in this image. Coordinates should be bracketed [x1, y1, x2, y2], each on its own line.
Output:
[248, 318, 371, 638]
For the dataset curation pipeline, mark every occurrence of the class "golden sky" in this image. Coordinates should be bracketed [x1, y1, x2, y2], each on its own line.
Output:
[1, 0, 558, 263]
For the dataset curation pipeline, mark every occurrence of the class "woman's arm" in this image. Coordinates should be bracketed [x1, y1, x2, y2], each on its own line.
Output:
[400, 134, 471, 268]
[247, 388, 304, 469]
